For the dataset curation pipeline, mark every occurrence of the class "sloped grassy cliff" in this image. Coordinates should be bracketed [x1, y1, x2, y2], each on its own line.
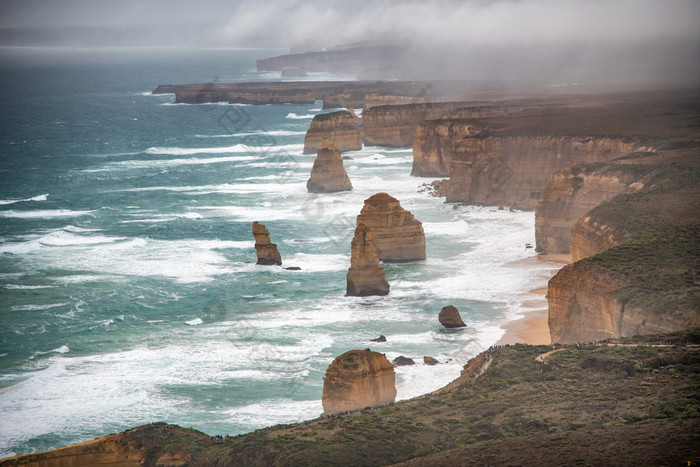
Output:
[4, 330, 699, 466]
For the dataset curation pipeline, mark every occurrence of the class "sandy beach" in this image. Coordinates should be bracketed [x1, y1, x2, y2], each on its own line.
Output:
[497, 254, 571, 346]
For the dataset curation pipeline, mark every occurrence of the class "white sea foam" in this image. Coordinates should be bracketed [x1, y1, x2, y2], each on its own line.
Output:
[185, 318, 203, 326]
[10, 303, 69, 311]
[0, 194, 49, 206]
[4, 284, 56, 290]
[146, 144, 249, 155]
[285, 113, 315, 119]
[0, 209, 93, 219]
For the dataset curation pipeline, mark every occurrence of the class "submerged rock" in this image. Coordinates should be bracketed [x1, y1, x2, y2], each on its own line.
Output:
[346, 224, 390, 296]
[356, 193, 426, 262]
[423, 356, 440, 365]
[252, 221, 282, 266]
[370, 335, 387, 343]
[322, 349, 396, 415]
[438, 305, 466, 328]
[306, 138, 353, 193]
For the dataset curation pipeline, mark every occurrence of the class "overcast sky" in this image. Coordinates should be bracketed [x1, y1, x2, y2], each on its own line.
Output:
[1, 0, 698, 48]
[1, 0, 698, 85]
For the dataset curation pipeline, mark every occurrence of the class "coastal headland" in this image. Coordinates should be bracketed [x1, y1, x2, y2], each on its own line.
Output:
[8, 83, 698, 465]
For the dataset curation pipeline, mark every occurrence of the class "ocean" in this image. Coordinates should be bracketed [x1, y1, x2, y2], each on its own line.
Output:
[0, 47, 559, 458]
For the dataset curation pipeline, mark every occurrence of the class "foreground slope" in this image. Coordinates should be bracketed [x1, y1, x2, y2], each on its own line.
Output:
[4, 330, 699, 466]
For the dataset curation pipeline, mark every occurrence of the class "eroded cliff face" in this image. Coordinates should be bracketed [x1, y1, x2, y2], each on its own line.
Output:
[411, 120, 483, 176]
[346, 224, 390, 296]
[548, 161, 700, 343]
[307, 138, 353, 193]
[548, 260, 700, 343]
[304, 110, 362, 154]
[535, 164, 650, 255]
[445, 135, 637, 209]
[356, 193, 426, 262]
[322, 349, 396, 415]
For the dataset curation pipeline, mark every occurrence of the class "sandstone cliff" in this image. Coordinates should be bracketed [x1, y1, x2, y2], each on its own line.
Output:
[346, 224, 390, 296]
[322, 349, 396, 415]
[304, 110, 362, 154]
[411, 120, 484, 176]
[445, 135, 637, 209]
[356, 193, 426, 262]
[535, 162, 654, 254]
[307, 138, 353, 193]
[252, 222, 282, 266]
[548, 161, 700, 343]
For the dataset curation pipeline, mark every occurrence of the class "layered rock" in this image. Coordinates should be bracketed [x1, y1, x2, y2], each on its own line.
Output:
[535, 163, 651, 254]
[548, 160, 700, 343]
[307, 138, 353, 193]
[411, 119, 483, 176]
[322, 349, 396, 415]
[346, 224, 390, 296]
[252, 221, 282, 266]
[304, 110, 362, 154]
[356, 193, 426, 262]
[438, 305, 466, 328]
[445, 135, 637, 209]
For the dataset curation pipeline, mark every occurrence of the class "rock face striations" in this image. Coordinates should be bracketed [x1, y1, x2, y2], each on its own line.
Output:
[346, 224, 390, 296]
[322, 349, 396, 415]
[412, 119, 483, 176]
[445, 135, 637, 209]
[303, 110, 362, 154]
[252, 222, 282, 266]
[547, 159, 700, 343]
[356, 193, 426, 262]
[535, 162, 653, 254]
[306, 138, 353, 193]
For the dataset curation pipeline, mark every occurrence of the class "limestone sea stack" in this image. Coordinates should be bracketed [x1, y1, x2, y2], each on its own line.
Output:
[322, 349, 396, 415]
[303, 109, 362, 154]
[438, 305, 466, 328]
[346, 224, 390, 296]
[356, 193, 426, 262]
[306, 138, 353, 193]
[252, 221, 282, 266]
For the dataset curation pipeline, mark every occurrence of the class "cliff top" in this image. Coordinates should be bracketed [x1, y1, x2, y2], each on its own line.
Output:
[7, 329, 698, 465]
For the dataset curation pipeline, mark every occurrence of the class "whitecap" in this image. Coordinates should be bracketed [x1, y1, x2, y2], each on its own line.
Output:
[0, 209, 93, 219]
[0, 194, 49, 206]
[185, 318, 203, 326]
[145, 144, 249, 155]
[10, 303, 69, 311]
[285, 113, 315, 119]
[4, 284, 56, 290]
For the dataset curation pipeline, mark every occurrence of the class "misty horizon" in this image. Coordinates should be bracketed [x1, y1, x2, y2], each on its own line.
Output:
[1, 0, 699, 87]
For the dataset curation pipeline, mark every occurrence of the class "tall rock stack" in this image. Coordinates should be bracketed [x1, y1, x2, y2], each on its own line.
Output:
[306, 137, 353, 193]
[303, 110, 362, 154]
[346, 224, 390, 296]
[252, 221, 282, 266]
[322, 349, 396, 415]
[356, 193, 426, 262]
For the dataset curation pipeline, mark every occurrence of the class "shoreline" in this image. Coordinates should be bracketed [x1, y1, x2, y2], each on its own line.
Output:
[496, 254, 571, 346]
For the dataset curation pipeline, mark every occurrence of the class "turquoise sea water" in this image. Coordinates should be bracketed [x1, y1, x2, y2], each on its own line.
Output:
[0, 47, 559, 458]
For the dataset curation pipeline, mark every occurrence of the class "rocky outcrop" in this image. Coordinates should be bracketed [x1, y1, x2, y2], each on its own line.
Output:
[252, 222, 282, 266]
[307, 138, 353, 193]
[548, 160, 700, 343]
[445, 135, 638, 209]
[411, 119, 484, 176]
[356, 193, 426, 262]
[392, 356, 415, 366]
[322, 349, 396, 415]
[304, 110, 362, 154]
[535, 163, 652, 254]
[423, 356, 439, 365]
[438, 305, 466, 328]
[346, 224, 390, 296]
[0, 424, 198, 467]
